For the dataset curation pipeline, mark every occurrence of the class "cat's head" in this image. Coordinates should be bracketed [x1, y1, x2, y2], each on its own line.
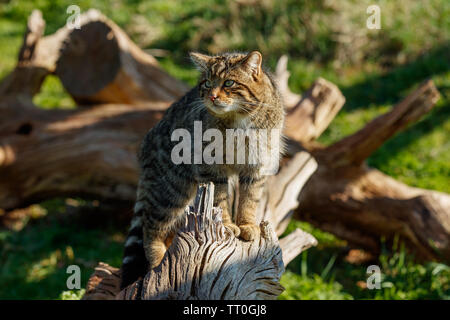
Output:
[190, 51, 276, 118]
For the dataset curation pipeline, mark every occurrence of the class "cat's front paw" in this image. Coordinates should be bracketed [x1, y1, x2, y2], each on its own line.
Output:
[224, 222, 241, 237]
[238, 224, 260, 241]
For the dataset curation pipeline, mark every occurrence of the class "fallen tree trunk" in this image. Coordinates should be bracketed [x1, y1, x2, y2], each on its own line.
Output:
[1, 10, 449, 262]
[83, 183, 317, 300]
[55, 10, 189, 105]
[295, 79, 449, 261]
[278, 65, 449, 261]
[0, 9, 187, 105]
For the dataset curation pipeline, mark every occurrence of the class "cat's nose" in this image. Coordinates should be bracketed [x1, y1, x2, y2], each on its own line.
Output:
[209, 95, 217, 102]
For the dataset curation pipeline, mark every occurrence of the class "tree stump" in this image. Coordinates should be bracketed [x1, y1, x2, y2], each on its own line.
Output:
[83, 183, 317, 300]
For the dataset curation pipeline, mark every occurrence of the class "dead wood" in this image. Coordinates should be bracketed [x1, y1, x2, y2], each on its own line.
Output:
[274, 59, 449, 261]
[83, 183, 317, 300]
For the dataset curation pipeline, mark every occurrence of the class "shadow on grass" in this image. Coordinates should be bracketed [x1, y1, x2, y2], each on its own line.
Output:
[340, 43, 450, 111]
[0, 201, 127, 299]
[368, 98, 450, 168]
[335, 44, 450, 177]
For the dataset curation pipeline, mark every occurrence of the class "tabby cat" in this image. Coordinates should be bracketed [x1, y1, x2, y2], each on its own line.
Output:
[120, 51, 285, 289]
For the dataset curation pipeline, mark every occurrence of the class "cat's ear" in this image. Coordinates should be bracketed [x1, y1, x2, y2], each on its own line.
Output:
[189, 52, 212, 71]
[242, 51, 262, 77]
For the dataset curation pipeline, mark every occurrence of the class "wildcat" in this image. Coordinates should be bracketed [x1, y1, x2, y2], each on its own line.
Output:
[120, 51, 285, 289]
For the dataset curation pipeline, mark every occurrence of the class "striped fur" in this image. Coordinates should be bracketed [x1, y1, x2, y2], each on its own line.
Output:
[120, 51, 285, 289]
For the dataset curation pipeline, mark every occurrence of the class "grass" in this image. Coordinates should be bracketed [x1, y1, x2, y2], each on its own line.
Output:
[0, 0, 449, 299]
[279, 221, 450, 300]
[0, 200, 124, 299]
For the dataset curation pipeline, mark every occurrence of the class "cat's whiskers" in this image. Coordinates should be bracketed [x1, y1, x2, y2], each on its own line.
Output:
[186, 99, 206, 118]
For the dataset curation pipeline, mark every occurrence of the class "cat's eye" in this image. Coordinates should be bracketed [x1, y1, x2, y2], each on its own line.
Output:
[223, 80, 235, 87]
[204, 80, 212, 88]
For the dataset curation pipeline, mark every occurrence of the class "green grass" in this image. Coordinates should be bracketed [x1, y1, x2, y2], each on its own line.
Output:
[0, 0, 449, 300]
[0, 200, 124, 299]
[279, 221, 450, 300]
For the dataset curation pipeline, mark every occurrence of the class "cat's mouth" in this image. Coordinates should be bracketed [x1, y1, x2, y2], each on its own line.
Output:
[205, 100, 234, 115]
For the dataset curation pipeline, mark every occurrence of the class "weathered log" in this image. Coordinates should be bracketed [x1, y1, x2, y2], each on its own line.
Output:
[1, 10, 449, 262]
[0, 9, 187, 105]
[55, 9, 189, 105]
[83, 183, 317, 300]
[82, 262, 121, 300]
[0, 10, 48, 99]
[0, 10, 170, 208]
[273, 55, 302, 109]
[259, 151, 318, 236]
[282, 79, 345, 143]
[296, 80, 449, 261]
[320, 79, 439, 167]
[0, 101, 162, 209]
[274, 58, 449, 261]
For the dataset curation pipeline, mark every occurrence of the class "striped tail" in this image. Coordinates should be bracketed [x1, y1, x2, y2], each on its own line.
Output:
[120, 202, 148, 289]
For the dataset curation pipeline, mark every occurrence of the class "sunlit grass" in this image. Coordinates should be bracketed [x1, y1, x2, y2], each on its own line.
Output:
[0, 210, 124, 299]
[280, 222, 450, 300]
[279, 271, 353, 300]
[59, 289, 85, 300]
[33, 76, 76, 109]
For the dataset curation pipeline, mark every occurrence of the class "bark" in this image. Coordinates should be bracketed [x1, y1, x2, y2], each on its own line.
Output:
[320, 79, 439, 167]
[0, 9, 187, 105]
[54, 10, 189, 105]
[274, 59, 449, 262]
[297, 81, 449, 261]
[0, 10, 48, 99]
[83, 183, 317, 300]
